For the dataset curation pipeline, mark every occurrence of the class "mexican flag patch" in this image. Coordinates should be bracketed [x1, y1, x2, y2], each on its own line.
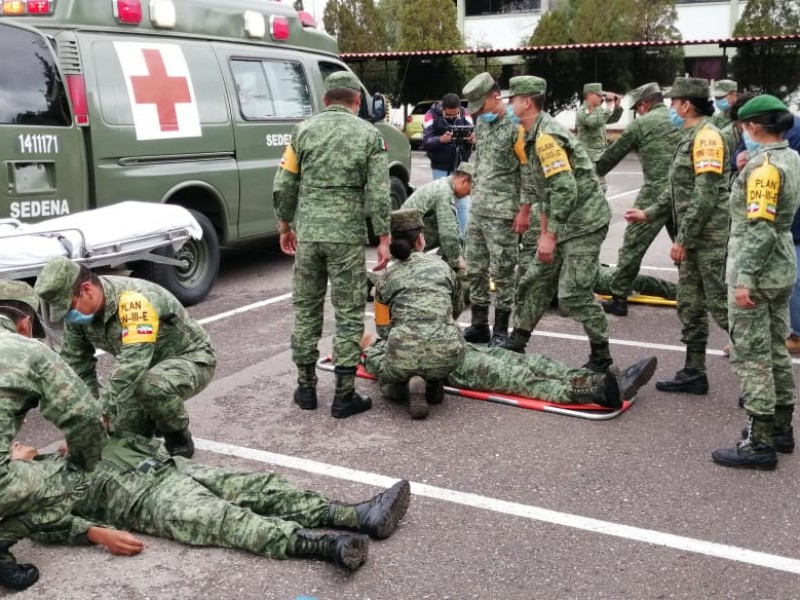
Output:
[377, 136, 387, 151]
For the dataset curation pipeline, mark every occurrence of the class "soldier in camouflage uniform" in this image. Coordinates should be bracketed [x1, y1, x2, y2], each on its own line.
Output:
[711, 79, 738, 130]
[596, 82, 681, 316]
[35, 257, 216, 458]
[14, 435, 411, 572]
[626, 77, 730, 395]
[711, 96, 800, 470]
[500, 76, 614, 373]
[576, 82, 623, 192]
[363, 210, 467, 419]
[274, 71, 391, 419]
[595, 265, 677, 301]
[459, 72, 536, 348]
[0, 280, 105, 591]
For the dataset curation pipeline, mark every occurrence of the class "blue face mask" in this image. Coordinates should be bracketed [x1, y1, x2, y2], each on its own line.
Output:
[64, 308, 95, 325]
[478, 111, 498, 124]
[742, 131, 761, 154]
[505, 104, 521, 125]
[715, 98, 729, 112]
[669, 106, 685, 129]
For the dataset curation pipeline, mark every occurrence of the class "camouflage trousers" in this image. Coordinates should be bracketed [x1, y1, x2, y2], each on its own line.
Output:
[464, 214, 519, 310]
[607, 207, 674, 298]
[0, 459, 87, 543]
[729, 285, 796, 416]
[119, 459, 331, 560]
[677, 245, 729, 371]
[513, 227, 609, 344]
[596, 266, 677, 300]
[446, 345, 593, 404]
[362, 331, 466, 384]
[292, 242, 367, 367]
[113, 354, 216, 437]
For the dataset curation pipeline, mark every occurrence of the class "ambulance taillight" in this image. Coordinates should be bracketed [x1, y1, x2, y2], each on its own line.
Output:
[113, 0, 142, 25]
[270, 15, 289, 41]
[66, 74, 89, 126]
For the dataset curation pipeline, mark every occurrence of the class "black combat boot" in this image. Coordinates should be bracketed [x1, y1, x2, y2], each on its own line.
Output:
[655, 366, 708, 394]
[462, 304, 490, 343]
[0, 542, 39, 591]
[499, 328, 531, 354]
[294, 363, 318, 410]
[741, 406, 795, 453]
[713, 415, 778, 471]
[618, 356, 658, 400]
[488, 308, 511, 347]
[425, 380, 445, 405]
[331, 366, 372, 419]
[163, 428, 195, 459]
[582, 342, 614, 373]
[288, 530, 369, 571]
[328, 480, 411, 540]
[601, 295, 628, 317]
[407, 376, 428, 420]
[379, 381, 409, 403]
[569, 369, 621, 409]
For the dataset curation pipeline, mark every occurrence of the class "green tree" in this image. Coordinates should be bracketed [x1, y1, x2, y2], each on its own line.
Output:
[732, 0, 800, 99]
[395, 0, 464, 51]
[378, 0, 405, 50]
[323, 0, 387, 53]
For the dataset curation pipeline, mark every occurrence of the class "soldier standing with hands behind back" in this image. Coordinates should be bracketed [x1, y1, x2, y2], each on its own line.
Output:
[274, 71, 391, 419]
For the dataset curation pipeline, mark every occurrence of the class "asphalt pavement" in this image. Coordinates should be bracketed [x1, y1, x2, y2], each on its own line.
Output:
[9, 152, 800, 600]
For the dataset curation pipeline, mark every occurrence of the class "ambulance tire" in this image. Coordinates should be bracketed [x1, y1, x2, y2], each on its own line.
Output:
[137, 210, 220, 306]
[367, 176, 407, 246]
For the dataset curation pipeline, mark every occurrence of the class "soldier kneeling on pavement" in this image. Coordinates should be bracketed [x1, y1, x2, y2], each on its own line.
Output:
[35, 256, 217, 458]
[11, 436, 410, 572]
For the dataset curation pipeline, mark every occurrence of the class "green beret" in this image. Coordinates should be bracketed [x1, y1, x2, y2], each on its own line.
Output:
[738, 94, 789, 121]
[324, 71, 362, 93]
[712, 79, 738, 97]
[0, 279, 45, 338]
[629, 82, 660, 109]
[454, 161, 475, 178]
[666, 77, 710, 100]
[583, 83, 604, 95]
[463, 72, 496, 115]
[34, 256, 81, 322]
[390, 209, 423, 233]
[502, 76, 547, 98]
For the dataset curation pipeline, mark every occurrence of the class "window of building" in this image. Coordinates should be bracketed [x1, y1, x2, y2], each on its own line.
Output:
[465, 0, 541, 16]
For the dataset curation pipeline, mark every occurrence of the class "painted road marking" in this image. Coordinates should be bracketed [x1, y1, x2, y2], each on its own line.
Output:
[196, 438, 800, 576]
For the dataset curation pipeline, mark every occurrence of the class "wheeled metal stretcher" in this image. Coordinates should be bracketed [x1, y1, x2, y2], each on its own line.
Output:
[0, 201, 202, 278]
[316, 356, 636, 421]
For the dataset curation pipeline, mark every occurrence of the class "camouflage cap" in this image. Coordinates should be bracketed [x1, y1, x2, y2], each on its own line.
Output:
[463, 72, 496, 115]
[583, 83, 604, 95]
[502, 76, 547, 98]
[712, 79, 738, 97]
[390, 209, 424, 233]
[454, 161, 475, 178]
[738, 94, 789, 121]
[629, 82, 661, 109]
[34, 256, 81, 322]
[666, 77, 710, 100]
[324, 71, 362, 93]
[0, 279, 45, 338]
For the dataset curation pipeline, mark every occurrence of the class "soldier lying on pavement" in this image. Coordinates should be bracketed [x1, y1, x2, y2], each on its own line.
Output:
[12, 436, 411, 572]
[0, 280, 106, 592]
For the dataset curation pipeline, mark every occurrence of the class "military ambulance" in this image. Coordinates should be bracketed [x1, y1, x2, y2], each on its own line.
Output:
[0, 0, 411, 304]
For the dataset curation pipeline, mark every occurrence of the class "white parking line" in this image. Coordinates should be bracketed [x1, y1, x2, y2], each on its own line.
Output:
[607, 188, 640, 200]
[197, 293, 293, 326]
[195, 438, 800, 576]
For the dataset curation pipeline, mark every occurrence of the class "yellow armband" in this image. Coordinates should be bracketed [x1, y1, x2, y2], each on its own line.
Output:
[746, 154, 779, 222]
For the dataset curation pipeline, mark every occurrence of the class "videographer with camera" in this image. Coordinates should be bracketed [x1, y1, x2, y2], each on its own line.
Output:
[576, 83, 623, 193]
[422, 93, 474, 237]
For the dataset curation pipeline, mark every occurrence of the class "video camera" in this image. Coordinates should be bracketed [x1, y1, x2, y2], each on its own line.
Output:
[448, 124, 474, 142]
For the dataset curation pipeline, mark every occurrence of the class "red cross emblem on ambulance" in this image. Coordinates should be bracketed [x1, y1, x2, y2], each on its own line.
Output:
[114, 41, 201, 141]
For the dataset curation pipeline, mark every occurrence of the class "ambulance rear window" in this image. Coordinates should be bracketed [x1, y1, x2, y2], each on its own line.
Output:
[0, 25, 71, 126]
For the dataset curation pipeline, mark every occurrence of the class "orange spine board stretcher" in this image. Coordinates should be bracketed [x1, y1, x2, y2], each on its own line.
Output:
[596, 294, 677, 308]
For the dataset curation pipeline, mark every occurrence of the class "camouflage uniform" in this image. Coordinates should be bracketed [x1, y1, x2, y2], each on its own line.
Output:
[727, 141, 800, 418]
[595, 266, 677, 301]
[32, 436, 332, 560]
[273, 97, 390, 372]
[644, 117, 730, 373]
[596, 102, 680, 298]
[576, 86, 623, 192]
[37, 272, 216, 438]
[0, 296, 104, 552]
[362, 252, 466, 384]
[511, 110, 612, 363]
[401, 176, 463, 269]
